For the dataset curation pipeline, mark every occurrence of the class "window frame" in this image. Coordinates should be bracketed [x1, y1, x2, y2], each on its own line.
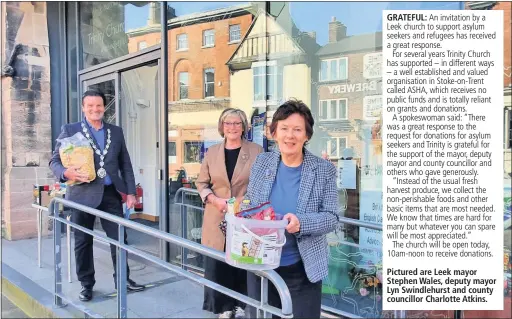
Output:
[204, 68, 215, 98]
[320, 57, 348, 82]
[252, 60, 283, 107]
[178, 72, 189, 100]
[229, 24, 241, 43]
[183, 141, 203, 164]
[168, 141, 177, 164]
[319, 98, 348, 121]
[324, 136, 348, 159]
[177, 33, 188, 51]
[202, 29, 215, 48]
[137, 41, 147, 50]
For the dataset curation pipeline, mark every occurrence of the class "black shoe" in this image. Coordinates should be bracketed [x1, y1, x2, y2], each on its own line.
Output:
[114, 279, 145, 292]
[127, 279, 145, 292]
[79, 286, 93, 302]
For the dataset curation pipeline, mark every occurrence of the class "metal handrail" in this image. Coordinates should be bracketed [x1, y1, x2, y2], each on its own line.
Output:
[173, 187, 202, 206]
[172, 187, 388, 318]
[338, 216, 382, 231]
[48, 197, 293, 318]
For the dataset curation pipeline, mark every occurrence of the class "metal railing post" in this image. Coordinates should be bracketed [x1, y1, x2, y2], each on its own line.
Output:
[52, 203, 63, 306]
[180, 199, 188, 269]
[259, 276, 271, 318]
[46, 196, 294, 318]
[67, 215, 72, 283]
[117, 224, 127, 318]
[37, 208, 42, 268]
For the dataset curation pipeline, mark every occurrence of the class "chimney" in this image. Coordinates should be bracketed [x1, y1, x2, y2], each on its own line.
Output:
[328, 17, 347, 43]
[167, 6, 176, 19]
[147, 3, 159, 25]
[148, 4, 176, 25]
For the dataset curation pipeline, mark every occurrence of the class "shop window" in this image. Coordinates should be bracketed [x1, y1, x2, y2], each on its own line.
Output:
[177, 34, 188, 50]
[178, 72, 189, 100]
[507, 108, 512, 148]
[319, 99, 348, 121]
[229, 24, 241, 42]
[320, 57, 348, 82]
[79, 2, 161, 69]
[184, 141, 202, 163]
[324, 137, 348, 159]
[203, 29, 215, 47]
[204, 68, 215, 98]
[252, 61, 283, 105]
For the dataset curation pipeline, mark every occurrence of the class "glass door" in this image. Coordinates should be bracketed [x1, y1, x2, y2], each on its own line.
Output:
[118, 62, 161, 256]
[79, 59, 163, 257]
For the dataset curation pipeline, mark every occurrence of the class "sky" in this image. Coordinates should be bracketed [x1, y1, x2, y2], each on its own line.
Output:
[124, 1, 463, 46]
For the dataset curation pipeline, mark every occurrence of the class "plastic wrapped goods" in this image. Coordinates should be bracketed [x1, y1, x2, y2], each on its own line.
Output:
[58, 132, 96, 185]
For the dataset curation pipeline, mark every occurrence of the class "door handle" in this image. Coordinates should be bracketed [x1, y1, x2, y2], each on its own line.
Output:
[158, 169, 163, 180]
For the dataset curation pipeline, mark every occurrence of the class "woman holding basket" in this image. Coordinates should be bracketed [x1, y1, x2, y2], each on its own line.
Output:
[243, 99, 340, 318]
[196, 108, 263, 319]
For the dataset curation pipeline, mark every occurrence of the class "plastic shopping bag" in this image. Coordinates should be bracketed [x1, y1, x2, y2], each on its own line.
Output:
[58, 132, 96, 185]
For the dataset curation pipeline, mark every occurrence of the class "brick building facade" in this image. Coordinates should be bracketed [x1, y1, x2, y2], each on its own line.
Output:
[167, 10, 253, 101]
[127, 5, 254, 177]
[127, 5, 253, 102]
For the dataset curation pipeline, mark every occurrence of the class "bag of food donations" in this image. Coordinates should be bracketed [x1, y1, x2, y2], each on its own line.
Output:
[58, 132, 96, 185]
[224, 202, 287, 270]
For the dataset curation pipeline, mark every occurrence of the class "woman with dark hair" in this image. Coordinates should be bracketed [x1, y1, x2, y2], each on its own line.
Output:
[196, 108, 263, 318]
[243, 99, 340, 318]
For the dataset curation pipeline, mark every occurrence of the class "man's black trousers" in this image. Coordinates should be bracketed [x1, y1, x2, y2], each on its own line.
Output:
[71, 184, 130, 288]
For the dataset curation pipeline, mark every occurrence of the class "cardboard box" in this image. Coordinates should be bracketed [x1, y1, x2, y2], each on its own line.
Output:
[33, 184, 66, 210]
[33, 185, 50, 206]
[41, 191, 52, 207]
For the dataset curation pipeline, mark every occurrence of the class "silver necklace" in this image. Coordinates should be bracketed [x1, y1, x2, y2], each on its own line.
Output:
[81, 122, 111, 179]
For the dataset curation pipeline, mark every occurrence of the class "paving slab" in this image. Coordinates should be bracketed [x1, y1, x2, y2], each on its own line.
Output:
[2, 232, 339, 318]
[164, 307, 217, 318]
[1, 295, 29, 318]
[1, 236, 215, 318]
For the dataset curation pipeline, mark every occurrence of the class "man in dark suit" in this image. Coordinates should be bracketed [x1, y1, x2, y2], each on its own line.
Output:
[49, 90, 145, 301]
